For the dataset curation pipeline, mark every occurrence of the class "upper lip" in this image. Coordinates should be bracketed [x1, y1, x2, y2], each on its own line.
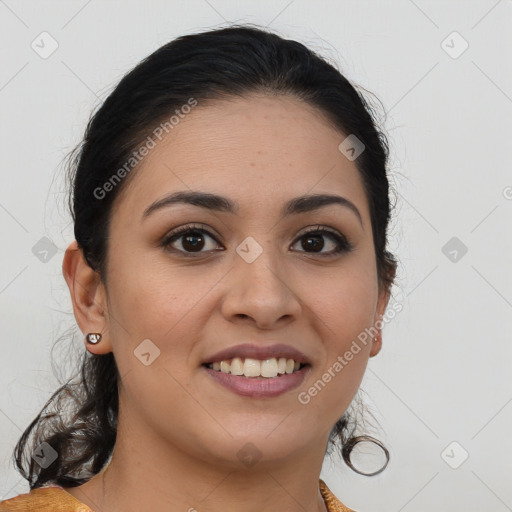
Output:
[202, 343, 311, 365]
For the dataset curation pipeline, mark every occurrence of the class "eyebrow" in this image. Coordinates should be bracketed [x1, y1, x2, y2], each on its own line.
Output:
[142, 190, 363, 227]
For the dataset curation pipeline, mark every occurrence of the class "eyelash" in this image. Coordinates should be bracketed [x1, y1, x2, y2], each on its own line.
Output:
[160, 223, 353, 258]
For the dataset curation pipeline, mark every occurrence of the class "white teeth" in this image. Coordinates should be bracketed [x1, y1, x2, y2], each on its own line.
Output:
[206, 357, 304, 377]
[230, 357, 244, 375]
[244, 358, 261, 377]
[261, 359, 278, 378]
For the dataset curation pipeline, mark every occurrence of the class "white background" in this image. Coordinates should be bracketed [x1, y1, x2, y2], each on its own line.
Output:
[1, 1, 511, 511]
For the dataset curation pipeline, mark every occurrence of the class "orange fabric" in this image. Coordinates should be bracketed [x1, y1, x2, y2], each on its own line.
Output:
[319, 479, 356, 512]
[0, 478, 355, 512]
[0, 485, 93, 512]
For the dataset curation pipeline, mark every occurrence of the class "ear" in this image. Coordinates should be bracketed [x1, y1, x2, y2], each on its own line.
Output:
[369, 267, 396, 358]
[62, 240, 112, 355]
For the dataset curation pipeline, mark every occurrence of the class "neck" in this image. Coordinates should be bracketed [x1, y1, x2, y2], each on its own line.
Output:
[72, 428, 330, 511]
[99, 439, 330, 512]
[69, 397, 332, 512]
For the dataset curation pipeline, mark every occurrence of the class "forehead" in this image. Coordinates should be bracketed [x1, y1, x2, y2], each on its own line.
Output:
[112, 93, 369, 221]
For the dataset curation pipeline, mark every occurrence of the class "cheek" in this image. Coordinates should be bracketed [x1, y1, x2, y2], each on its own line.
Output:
[299, 281, 375, 430]
[106, 255, 219, 371]
[108, 251, 200, 326]
[301, 265, 377, 403]
[307, 267, 378, 342]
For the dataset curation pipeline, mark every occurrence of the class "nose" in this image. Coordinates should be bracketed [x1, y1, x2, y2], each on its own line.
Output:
[220, 240, 302, 330]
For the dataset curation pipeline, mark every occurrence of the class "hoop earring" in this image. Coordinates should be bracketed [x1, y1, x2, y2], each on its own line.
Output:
[343, 436, 390, 476]
[86, 333, 102, 344]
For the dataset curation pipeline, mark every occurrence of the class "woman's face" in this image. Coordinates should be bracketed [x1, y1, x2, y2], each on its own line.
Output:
[91, 94, 390, 468]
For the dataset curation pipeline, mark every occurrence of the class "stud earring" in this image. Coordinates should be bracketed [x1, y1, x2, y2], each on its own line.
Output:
[86, 333, 102, 344]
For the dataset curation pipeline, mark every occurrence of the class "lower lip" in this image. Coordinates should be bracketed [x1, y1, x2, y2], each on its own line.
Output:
[202, 365, 310, 398]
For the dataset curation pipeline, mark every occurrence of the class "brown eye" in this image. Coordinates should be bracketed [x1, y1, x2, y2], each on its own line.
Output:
[161, 225, 222, 255]
[291, 227, 352, 256]
[160, 224, 352, 258]
[178, 231, 207, 252]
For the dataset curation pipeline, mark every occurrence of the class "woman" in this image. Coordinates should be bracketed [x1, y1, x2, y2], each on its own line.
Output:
[1, 24, 397, 512]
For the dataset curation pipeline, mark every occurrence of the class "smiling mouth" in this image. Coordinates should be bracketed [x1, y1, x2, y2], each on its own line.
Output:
[202, 357, 309, 378]
[201, 359, 311, 398]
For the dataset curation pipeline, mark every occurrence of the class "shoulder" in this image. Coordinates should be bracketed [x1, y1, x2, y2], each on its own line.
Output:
[2, 480, 354, 512]
[0, 485, 93, 512]
[319, 478, 359, 512]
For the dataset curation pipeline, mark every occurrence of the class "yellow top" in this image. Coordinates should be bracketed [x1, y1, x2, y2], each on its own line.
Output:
[0, 478, 356, 512]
